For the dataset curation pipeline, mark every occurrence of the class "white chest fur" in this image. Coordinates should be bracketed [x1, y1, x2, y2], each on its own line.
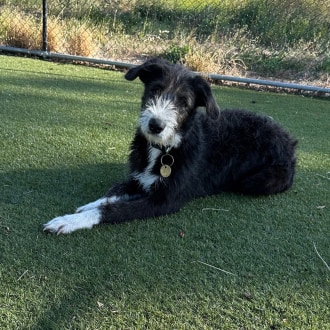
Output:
[132, 147, 161, 192]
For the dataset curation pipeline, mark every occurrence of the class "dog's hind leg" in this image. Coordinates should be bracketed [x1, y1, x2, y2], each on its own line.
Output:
[76, 180, 146, 213]
[234, 164, 296, 196]
[76, 196, 122, 213]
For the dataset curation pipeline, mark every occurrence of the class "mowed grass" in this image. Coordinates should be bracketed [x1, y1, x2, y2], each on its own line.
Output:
[0, 56, 329, 329]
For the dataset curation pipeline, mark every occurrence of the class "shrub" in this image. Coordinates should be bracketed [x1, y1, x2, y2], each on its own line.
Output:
[4, 11, 41, 49]
[162, 43, 190, 63]
[67, 24, 98, 57]
[47, 18, 65, 53]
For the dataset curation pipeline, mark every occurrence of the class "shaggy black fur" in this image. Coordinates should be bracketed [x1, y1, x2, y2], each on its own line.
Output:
[100, 58, 297, 224]
[43, 58, 297, 234]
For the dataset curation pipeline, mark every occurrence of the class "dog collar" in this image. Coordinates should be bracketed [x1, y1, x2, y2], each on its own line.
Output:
[150, 143, 174, 178]
[151, 143, 173, 154]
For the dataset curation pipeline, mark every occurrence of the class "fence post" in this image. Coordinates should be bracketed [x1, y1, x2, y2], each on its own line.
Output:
[42, 0, 48, 52]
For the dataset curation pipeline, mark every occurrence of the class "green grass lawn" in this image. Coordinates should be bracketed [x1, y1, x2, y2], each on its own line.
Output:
[0, 55, 329, 329]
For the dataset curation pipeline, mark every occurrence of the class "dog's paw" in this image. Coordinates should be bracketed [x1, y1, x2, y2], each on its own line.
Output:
[43, 209, 101, 235]
[43, 215, 76, 235]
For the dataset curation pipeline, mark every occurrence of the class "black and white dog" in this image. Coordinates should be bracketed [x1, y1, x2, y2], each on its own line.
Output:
[43, 58, 297, 234]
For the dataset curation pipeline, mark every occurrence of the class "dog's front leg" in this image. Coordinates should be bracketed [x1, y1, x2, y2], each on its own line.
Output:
[99, 191, 184, 225]
[43, 181, 145, 234]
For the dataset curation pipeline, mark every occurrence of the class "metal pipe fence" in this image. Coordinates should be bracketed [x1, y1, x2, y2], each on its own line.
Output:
[0, 0, 329, 92]
[2, 0, 329, 54]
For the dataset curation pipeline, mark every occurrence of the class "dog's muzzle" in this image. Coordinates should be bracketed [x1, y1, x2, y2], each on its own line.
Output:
[148, 118, 165, 134]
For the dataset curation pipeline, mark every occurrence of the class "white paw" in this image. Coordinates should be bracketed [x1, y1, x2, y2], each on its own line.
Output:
[43, 209, 101, 235]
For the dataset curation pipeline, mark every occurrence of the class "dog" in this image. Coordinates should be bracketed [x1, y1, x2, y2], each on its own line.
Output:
[43, 57, 297, 234]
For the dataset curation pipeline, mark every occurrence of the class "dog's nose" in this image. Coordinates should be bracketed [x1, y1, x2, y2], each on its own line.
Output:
[148, 118, 165, 134]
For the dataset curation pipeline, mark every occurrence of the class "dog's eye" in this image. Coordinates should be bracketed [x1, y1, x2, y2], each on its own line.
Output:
[178, 96, 188, 107]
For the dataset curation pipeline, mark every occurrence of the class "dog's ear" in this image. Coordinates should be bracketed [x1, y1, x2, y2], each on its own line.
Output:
[193, 76, 220, 120]
[125, 58, 168, 84]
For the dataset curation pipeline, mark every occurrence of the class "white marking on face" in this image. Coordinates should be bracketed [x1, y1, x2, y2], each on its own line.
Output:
[132, 146, 161, 192]
[43, 208, 101, 234]
[139, 96, 182, 147]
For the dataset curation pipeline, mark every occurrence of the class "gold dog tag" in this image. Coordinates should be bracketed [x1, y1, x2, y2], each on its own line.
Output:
[160, 153, 174, 178]
[160, 165, 172, 178]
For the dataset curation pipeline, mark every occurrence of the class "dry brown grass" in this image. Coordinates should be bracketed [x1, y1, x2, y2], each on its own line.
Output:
[0, 8, 97, 56]
[183, 39, 247, 76]
[67, 24, 98, 57]
[4, 11, 41, 49]
[0, 6, 328, 87]
[47, 19, 65, 53]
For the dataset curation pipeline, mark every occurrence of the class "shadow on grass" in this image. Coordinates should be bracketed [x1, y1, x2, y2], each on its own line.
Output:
[0, 163, 329, 328]
[1, 57, 329, 328]
[0, 162, 127, 214]
[0, 162, 125, 327]
[1, 66, 140, 104]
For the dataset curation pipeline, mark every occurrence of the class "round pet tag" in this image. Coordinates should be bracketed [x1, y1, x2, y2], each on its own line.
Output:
[160, 165, 172, 178]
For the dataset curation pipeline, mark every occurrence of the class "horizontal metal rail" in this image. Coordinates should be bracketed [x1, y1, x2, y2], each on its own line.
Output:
[1, 46, 330, 94]
[0, 46, 135, 69]
[207, 73, 330, 93]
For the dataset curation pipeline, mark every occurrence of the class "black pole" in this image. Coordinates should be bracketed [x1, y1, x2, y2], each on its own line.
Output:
[42, 0, 48, 52]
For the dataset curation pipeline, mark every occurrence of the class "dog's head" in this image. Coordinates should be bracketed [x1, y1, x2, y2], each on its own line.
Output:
[125, 57, 219, 148]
